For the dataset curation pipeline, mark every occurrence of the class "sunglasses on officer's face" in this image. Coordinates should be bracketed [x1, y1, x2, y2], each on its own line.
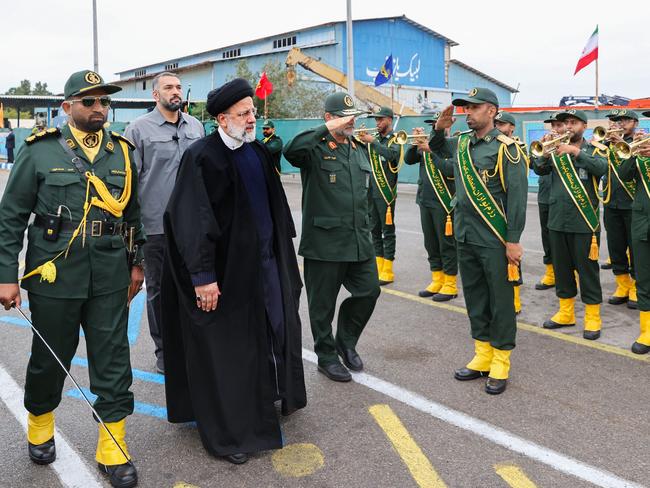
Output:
[69, 96, 112, 108]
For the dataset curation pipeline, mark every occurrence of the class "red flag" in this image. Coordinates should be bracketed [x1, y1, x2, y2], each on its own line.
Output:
[574, 26, 599, 75]
[255, 72, 273, 99]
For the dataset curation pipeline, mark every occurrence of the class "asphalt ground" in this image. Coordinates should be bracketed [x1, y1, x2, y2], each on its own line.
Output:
[0, 169, 648, 488]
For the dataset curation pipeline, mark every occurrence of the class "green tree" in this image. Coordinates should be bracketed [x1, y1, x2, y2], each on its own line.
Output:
[232, 60, 332, 119]
[3, 80, 54, 118]
[6, 79, 32, 95]
[33, 82, 52, 95]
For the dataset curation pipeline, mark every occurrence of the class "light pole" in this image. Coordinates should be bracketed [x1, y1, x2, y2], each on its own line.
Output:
[92, 0, 99, 72]
[345, 0, 354, 98]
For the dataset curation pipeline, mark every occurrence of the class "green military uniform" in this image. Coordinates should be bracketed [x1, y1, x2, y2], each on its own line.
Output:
[262, 120, 283, 174]
[283, 93, 380, 371]
[404, 115, 458, 297]
[602, 109, 638, 306]
[617, 114, 650, 353]
[429, 88, 529, 394]
[531, 109, 608, 339]
[0, 71, 144, 480]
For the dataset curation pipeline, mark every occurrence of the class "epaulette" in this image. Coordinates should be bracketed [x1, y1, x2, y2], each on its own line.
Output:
[110, 131, 135, 150]
[497, 134, 516, 146]
[24, 127, 60, 145]
[591, 140, 608, 151]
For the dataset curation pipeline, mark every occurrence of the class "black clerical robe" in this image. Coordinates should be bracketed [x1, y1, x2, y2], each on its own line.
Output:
[161, 132, 306, 457]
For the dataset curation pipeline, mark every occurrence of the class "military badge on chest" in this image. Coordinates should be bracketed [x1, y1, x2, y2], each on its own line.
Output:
[83, 133, 100, 148]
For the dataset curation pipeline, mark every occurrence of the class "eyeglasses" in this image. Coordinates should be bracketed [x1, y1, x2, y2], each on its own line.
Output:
[69, 96, 112, 108]
[224, 107, 257, 119]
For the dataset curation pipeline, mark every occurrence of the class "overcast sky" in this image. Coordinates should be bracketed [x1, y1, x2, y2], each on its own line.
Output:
[2, 0, 648, 106]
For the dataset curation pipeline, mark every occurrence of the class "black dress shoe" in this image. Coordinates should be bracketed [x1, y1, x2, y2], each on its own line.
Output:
[485, 378, 507, 395]
[28, 438, 56, 465]
[601, 262, 612, 270]
[631, 342, 650, 354]
[97, 461, 138, 488]
[627, 300, 638, 310]
[453, 367, 489, 381]
[608, 296, 628, 305]
[317, 362, 351, 382]
[583, 330, 601, 340]
[534, 282, 554, 290]
[432, 292, 457, 302]
[418, 289, 435, 297]
[542, 319, 575, 329]
[336, 344, 363, 371]
[223, 453, 248, 465]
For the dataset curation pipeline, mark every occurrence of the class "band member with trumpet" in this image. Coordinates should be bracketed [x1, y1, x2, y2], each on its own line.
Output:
[357, 107, 403, 285]
[600, 109, 639, 308]
[495, 111, 526, 314]
[616, 110, 650, 354]
[404, 113, 458, 301]
[534, 114, 566, 291]
[429, 88, 529, 395]
[531, 109, 608, 340]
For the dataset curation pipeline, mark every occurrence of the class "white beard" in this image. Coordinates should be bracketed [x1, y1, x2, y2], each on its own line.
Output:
[226, 123, 256, 143]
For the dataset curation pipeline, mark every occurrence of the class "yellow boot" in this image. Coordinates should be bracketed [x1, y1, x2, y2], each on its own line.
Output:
[543, 297, 576, 329]
[486, 349, 511, 394]
[96, 419, 131, 465]
[433, 273, 458, 302]
[583, 303, 602, 340]
[375, 256, 384, 275]
[419, 270, 443, 297]
[378, 258, 394, 285]
[28, 411, 56, 464]
[632, 311, 650, 354]
[608, 274, 631, 305]
[535, 264, 555, 290]
[628, 280, 638, 310]
[513, 285, 522, 315]
[455, 340, 492, 380]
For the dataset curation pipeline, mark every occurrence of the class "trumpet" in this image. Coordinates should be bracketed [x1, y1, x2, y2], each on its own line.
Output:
[353, 126, 379, 137]
[530, 132, 572, 157]
[592, 126, 625, 142]
[391, 130, 429, 145]
[611, 134, 650, 160]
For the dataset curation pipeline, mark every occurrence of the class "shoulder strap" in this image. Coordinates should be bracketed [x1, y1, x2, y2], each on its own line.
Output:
[56, 135, 89, 181]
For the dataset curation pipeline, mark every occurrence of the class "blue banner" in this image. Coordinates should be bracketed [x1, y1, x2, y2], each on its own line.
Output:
[374, 54, 393, 87]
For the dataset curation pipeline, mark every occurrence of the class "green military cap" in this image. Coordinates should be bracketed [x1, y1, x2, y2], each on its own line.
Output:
[556, 108, 588, 123]
[324, 92, 366, 116]
[263, 120, 275, 128]
[64, 70, 121, 99]
[495, 111, 516, 126]
[609, 109, 639, 121]
[452, 87, 499, 108]
[543, 113, 559, 123]
[368, 106, 394, 118]
[423, 112, 441, 124]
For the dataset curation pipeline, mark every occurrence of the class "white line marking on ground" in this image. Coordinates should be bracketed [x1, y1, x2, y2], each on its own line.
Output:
[0, 365, 102, 488]
[302, 349, 642, 488]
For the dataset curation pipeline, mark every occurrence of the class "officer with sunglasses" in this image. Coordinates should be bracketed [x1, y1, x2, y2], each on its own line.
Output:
[0, 70, 146, 488]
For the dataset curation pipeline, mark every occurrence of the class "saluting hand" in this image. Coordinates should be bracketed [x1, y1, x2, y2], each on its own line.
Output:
[325, 115, 355, 133]
[0, 283, 20, 310]
[194, 282, 220, 312]
[434, 105, 455, 131]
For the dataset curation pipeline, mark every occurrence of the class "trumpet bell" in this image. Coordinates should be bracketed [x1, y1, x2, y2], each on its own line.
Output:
[593, 126, 624, 142]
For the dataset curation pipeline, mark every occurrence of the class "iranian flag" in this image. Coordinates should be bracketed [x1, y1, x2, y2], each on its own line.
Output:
[574, 26, 599, 75]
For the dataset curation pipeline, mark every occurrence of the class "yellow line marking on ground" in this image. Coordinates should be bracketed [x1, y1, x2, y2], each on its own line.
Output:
[369, 404, 447, 488]
[382, 287, 650, 364]
[173, 483, 200, 488]
[494, 463, 538, 488]
[271, 443, 324, 478]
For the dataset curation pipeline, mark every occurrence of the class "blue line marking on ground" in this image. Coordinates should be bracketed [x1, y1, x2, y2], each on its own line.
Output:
[65, 387, 168, 420]
[127, 291, 145, 345]
[0, 316, 30, 328]
[71, 356, 164, 385]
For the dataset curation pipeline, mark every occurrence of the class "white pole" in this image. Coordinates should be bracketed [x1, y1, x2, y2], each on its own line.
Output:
[346, 0, 355, 97]
[92, 0, 99, 72]
[595, 58, 599, 108]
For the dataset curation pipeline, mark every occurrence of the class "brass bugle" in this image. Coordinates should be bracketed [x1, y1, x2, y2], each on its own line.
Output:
[391, 130, 429, 145]
[612, 134, 650, 160]
[353, 127, 379, 136]
[530, 132, 572, 157]
[593, 126, 625, 142]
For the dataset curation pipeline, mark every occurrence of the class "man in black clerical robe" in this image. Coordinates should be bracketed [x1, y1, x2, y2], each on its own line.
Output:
[160, 78, 306, 464]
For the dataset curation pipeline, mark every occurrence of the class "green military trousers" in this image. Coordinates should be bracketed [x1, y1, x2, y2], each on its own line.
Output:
[549, 230, 602, 304]
[604, 207, 635, 278]
[303, 258, 380, 365]
[369, 198, 396, 261]
[633, 237, 650, 311]
[539, 203, 552, 265]
[25, 289, 134, 422]
[457, 241, 516, 350]
[419, 205, 457, 275]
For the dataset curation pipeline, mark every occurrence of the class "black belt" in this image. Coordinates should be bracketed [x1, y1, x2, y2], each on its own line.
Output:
[33, 215, 127, 237]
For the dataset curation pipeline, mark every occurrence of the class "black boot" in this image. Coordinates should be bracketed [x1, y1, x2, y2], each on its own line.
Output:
[317, 362, 352, 382]
[97, 462, 138, 488]
[453, 368, 488, 381]
[336, 342, 363, 371]
[631, 342, 650, 354]
[28, 438, 56, 465]
[485, 378, 507, 395]
[223, 453, 249, 465]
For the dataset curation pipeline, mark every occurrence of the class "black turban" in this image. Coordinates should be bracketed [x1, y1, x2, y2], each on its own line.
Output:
[206, 78, 254, 116]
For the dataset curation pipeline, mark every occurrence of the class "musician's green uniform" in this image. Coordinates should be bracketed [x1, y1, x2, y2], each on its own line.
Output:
[428, 88, 528, 389]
